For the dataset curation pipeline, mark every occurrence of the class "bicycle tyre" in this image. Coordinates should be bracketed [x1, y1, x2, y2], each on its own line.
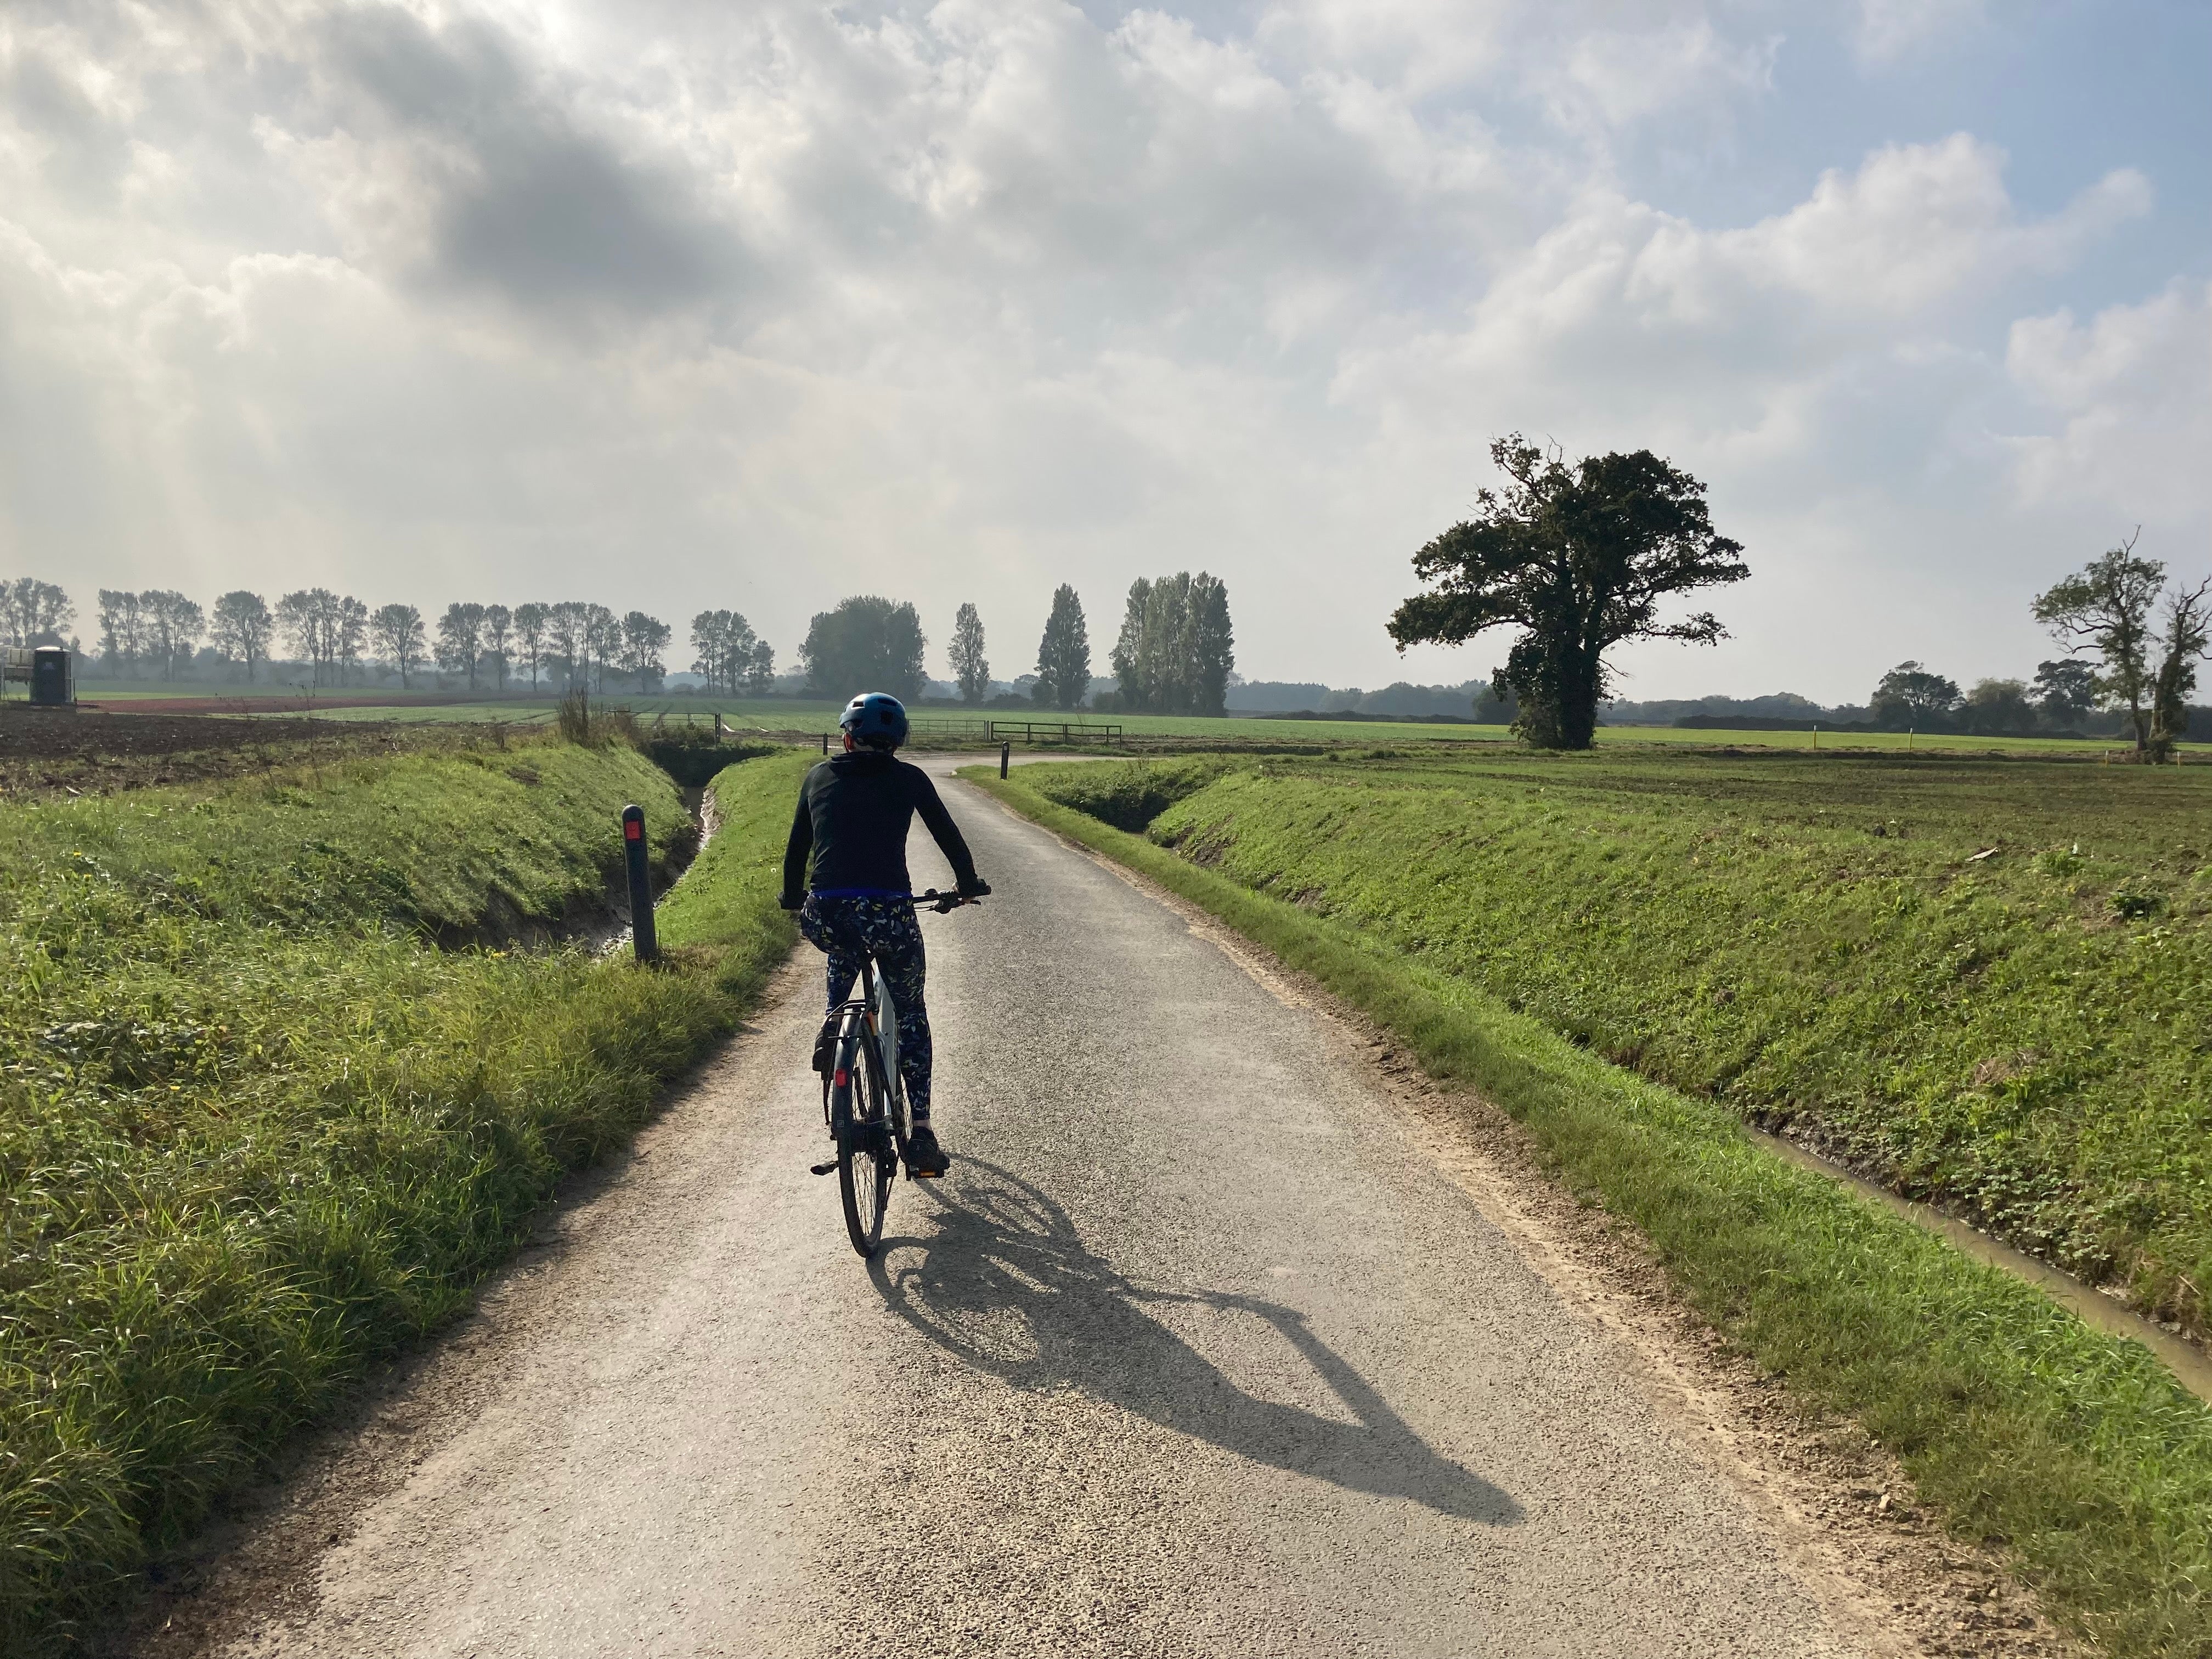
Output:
[836, 1029, 894, 1258]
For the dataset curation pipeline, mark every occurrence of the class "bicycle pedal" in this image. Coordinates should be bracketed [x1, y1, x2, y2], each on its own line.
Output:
[907, 1166, 946, 1180]
[808, 1160, 838, 1176]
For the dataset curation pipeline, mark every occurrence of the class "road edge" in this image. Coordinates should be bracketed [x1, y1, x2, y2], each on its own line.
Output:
[962, 766, 2212, 1659]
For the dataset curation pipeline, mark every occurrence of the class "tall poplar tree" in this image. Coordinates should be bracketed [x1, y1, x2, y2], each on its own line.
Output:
[950, 603, 990, 703]
[1034, 586, 1091, 710]
[1108, 572, 1233, 714]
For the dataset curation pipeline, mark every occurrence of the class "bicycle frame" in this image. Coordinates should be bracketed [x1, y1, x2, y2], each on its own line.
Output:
[821, 957, 906, 1141]
[872, 958, 904, 1120]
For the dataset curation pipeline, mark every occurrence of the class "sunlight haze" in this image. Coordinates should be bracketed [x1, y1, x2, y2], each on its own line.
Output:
[3, 0, 2207, 702]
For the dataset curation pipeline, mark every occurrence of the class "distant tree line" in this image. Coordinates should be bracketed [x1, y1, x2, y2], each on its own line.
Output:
[795, 579, 1235, 715]
[1228, 678, 1516, 721]
[1831, 539, 2212, 751]
[1858, 660, 2107, 737]
[10, 574, 1248, 718]
[2, 580, 753, 696]
[3, 579, 76, 650]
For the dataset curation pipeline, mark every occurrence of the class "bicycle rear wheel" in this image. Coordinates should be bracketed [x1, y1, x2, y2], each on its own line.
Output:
[837, 1032, 895, 1258]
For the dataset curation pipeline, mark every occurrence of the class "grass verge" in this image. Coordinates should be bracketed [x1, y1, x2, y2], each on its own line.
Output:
[969, 766, 2212, 1659]
[1030, 751, 2212, 1342]
[1, 741, 812, 1654]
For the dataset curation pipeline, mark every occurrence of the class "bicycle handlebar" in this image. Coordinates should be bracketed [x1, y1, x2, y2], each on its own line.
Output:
[907, 887, 986, 913]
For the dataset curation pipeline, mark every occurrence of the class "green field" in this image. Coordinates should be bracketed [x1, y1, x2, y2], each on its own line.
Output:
[1020, 748, 2212, 1339]
[287, 704, 2188, 754]
[976, 758, 2212, 1658]
[295, 695, 843, 730]
[0, 735, 812, 1652]
[71, 676, 2194, 757]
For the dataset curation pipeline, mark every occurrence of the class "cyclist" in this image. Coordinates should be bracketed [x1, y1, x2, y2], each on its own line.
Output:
[780, 692, 988, 1177]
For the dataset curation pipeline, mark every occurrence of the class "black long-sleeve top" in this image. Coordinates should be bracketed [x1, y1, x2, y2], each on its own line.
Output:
[781, 751, 981, 902]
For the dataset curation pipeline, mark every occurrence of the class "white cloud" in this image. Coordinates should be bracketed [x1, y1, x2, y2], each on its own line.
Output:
[1548, 19, 1777, 136]
[1641, 136, 2150, 321]
[1853, 0, 1986, 65]
[1335, 137, 2151, 443]
[2005, 281, 2212, 529]
[0, 0, 2197, 701]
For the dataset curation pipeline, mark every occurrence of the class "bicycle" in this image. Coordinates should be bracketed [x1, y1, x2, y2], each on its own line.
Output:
[808, 888, 978, 1257]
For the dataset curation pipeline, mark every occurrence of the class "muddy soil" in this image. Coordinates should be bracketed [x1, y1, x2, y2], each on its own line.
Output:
[0, 707, 405, 795]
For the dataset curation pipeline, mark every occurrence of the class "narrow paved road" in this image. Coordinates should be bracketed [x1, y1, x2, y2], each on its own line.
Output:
[194, 761, 1881, 1658]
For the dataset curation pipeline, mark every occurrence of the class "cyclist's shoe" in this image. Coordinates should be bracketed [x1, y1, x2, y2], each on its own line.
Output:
[810, 1015, 839, 1075]
[905, 1122, 950, 1178]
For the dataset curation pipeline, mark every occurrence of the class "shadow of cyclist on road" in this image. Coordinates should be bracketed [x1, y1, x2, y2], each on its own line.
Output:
[869, 1158, 1521, 1525]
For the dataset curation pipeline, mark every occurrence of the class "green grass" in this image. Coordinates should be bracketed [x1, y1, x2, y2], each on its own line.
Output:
[1025, 750, 2212, 1342]
[264, 696, 844, 729]
[74, 677, 2194, 755]
[0, 738, 812, 1652]
[971, 764, 2212, 1658]
[1092, 713, 2163, 752]
[281, 701, 2194, 754]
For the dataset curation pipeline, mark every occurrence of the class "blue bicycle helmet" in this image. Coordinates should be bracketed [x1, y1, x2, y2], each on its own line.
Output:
[839, 691, 909, 750]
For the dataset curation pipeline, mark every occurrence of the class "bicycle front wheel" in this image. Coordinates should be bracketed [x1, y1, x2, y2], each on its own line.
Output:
[837, 1036, 894, 1258]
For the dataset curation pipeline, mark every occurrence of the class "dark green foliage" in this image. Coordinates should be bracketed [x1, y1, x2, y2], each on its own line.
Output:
[1869, 661, 1962, 728]
[2034, 537, 2167, 752]
[0, 744, 811, 1652]
[978, 764, 2212, 1657]
[799, 595, 926, 702]
[950, 602, 990, 704]
[2150, 579, 2211, 759]
[1108, 573, 1233, 715]
[689, 609, 772, 696]
[2034, 659, 2098, 727]
[1033, 585, 1092, 710]
[1962, 678, 2038, 735]
[1387, 436, 1746, 749]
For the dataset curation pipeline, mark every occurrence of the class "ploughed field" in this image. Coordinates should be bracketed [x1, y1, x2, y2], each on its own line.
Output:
[0, 706, 407, 797]
[0, 734, 813, 1654]
[1023, 749, 2212, 1339]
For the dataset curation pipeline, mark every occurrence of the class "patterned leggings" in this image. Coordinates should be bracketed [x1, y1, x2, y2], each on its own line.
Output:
[799, 894, 934, 1116]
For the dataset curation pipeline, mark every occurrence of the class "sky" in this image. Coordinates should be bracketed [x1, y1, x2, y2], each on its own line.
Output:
[1, 0, 2207, 702]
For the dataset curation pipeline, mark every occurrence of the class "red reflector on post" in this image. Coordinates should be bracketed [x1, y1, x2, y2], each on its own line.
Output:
[624, 819, 642, 840]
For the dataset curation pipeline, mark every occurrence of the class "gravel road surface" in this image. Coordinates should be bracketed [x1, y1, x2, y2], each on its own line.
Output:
[185, 759, 1900, 1658]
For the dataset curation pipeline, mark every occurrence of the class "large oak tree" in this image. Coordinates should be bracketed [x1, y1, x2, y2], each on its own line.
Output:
[1387, 437, 1747, 749]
